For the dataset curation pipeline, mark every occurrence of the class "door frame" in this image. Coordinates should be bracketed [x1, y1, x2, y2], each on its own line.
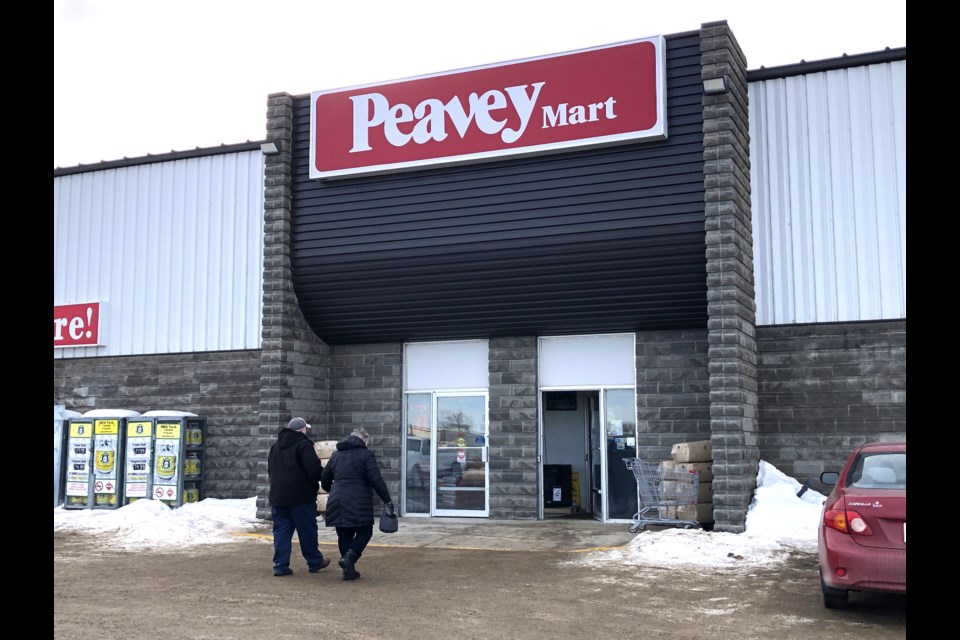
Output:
[539, 386, 636, 523]
[432, 391, 489, 517]
[402, 390, 489, 518]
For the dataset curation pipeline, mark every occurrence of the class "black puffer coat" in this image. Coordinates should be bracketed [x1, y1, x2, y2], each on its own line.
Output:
[268, 428, 324, 507]
[320, 435, 392, 527]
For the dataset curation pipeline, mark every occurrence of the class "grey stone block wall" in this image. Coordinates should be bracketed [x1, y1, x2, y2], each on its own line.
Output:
[53, 349, 261, 498]
[701, 21, 760, 533]
[635, 329, 711, 458]
[488, 337, 538, 519]
[756, 320, 906, 487]
[327, 343, 404, 503]
[256, 92, 332, 520]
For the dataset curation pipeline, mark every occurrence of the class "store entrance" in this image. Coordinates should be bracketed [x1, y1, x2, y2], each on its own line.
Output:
[541, 388, 637, 523]
[403, 391, 489, 517]
[541, 390, 596, 519]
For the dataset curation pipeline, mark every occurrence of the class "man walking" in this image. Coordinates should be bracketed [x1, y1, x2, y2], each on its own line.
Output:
[268, 417, 331, 576]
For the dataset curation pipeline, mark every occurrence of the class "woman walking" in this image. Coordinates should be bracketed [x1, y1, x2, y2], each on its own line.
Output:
[320, 427, 393, 580]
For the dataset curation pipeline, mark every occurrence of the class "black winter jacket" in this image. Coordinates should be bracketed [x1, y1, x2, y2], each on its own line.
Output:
[268, 428, 324, 506]
[320, 435, 392, 527]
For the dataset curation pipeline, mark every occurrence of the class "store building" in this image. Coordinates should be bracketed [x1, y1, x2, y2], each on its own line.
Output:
[54, 22, 906, 533]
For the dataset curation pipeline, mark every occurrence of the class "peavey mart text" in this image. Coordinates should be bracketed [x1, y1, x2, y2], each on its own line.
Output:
[347, 84, 619, 151]
[310, 37, 666, 179]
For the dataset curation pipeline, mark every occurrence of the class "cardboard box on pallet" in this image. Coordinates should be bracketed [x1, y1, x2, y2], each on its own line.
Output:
[662, 480, 713, 503]
[658, 460, 714, 483]
[312, 441, 336, 514]
[670, 440, 712, 463]
[314, 440, 338, 459]
[317, 459, 329, 494]
[659, 503, 715, 523]
[697, 482, 712, 503]
[676, 502, 714, 523]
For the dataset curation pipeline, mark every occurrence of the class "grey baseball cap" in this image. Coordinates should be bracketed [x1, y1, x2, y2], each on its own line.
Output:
[287, 417, 312, 431]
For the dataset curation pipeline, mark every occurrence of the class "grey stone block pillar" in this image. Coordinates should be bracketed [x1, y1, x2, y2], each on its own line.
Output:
[701, 22, 760, 533]
[488, 337, 538, 519]
[255, 93, 331, 520]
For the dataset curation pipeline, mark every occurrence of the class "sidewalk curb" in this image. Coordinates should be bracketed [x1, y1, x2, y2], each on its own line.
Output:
[233, 531, 629, 553]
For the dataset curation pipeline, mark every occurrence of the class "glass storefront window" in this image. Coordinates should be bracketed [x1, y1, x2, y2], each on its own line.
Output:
[403, 392, 489, 517]
[404, 394, 431, 515]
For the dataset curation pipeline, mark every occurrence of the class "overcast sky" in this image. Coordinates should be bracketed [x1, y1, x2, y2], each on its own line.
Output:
[54, 0, 906, 168]
[54, 460, 824, 569]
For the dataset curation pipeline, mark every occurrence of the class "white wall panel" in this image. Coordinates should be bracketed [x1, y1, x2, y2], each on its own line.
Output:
[404, 340, 489, 390]
[54, 151, 264, 358]
[539, 334, 635, 387]
[749, 60, 906, 325]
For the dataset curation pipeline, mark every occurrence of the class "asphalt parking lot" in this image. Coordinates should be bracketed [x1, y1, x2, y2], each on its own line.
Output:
[54, 516, 906, 640]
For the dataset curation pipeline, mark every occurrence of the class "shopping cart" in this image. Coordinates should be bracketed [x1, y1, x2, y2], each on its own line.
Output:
[624, 458, 701, 533]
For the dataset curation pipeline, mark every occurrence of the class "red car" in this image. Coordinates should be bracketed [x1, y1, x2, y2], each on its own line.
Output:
[817, 440, 906, 609]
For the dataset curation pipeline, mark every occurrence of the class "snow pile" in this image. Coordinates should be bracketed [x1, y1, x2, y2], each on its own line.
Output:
[570, 460, 825, 569]
[54, 496, 261, 550]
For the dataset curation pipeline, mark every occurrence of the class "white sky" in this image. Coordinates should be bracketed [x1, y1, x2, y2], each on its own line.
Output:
[53, 460, 825, 568]
[53, 0, 906, 169]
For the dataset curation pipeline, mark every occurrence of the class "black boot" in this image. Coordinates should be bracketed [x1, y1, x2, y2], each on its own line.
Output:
[339, 550, 359, 580]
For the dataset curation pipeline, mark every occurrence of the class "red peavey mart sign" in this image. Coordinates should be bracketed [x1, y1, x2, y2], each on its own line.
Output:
[310, 36, 666, 179]
[54, 302, 101, 348]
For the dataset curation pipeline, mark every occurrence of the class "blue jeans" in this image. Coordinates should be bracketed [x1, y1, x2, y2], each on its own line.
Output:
[272, 503, 326, 571]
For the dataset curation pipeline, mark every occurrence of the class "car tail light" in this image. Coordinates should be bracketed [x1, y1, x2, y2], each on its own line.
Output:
[823, 508, 874, 536]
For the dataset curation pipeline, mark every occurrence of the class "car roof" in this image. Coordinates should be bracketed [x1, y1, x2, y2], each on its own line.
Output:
[858, 441, 906, 453]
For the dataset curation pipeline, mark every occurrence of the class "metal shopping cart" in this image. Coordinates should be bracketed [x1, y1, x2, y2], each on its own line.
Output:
[624, 458, 701, 533]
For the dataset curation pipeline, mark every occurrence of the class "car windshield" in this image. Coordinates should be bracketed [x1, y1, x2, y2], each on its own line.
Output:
[847, 451, 906, 490]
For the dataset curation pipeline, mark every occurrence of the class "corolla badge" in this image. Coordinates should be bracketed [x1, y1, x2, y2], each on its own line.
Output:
[848, 500, 883, 508]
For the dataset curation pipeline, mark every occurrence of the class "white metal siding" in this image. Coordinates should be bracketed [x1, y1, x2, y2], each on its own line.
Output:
[54, 151, 264, 358]
[749, 60, 906, 325]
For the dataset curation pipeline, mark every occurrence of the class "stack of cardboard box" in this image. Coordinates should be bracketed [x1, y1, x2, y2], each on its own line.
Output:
[658, 440, 714, 525]
[313, 440, 338, 513]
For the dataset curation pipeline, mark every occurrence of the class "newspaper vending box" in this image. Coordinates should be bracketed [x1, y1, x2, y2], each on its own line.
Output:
[150, 416, 207, 507]
[62, 417, 95, 510]
[123, 418, 154, 505]
[62, 413, 132, 510]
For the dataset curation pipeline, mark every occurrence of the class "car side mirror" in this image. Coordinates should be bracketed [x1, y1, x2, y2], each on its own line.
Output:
[820, 471, 839, 486]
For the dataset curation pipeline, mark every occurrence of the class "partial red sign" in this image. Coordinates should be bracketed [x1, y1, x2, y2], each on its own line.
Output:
[310, 37, 666, 179]
[54, 302, 101, 348]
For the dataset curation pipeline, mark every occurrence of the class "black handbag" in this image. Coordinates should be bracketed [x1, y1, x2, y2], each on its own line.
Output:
[379, 504, 398, 533]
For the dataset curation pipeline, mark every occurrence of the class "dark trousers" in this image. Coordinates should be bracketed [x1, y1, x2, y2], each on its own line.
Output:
[272, 503, 326, 571]
[335, 524, 374, 561]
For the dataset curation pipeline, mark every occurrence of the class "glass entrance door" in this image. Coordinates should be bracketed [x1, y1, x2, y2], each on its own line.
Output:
[434, 394, 488, 516]
[603, 388, 637, 522]
[403, 392, 488, 517]
[587, 388, 637, 523]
